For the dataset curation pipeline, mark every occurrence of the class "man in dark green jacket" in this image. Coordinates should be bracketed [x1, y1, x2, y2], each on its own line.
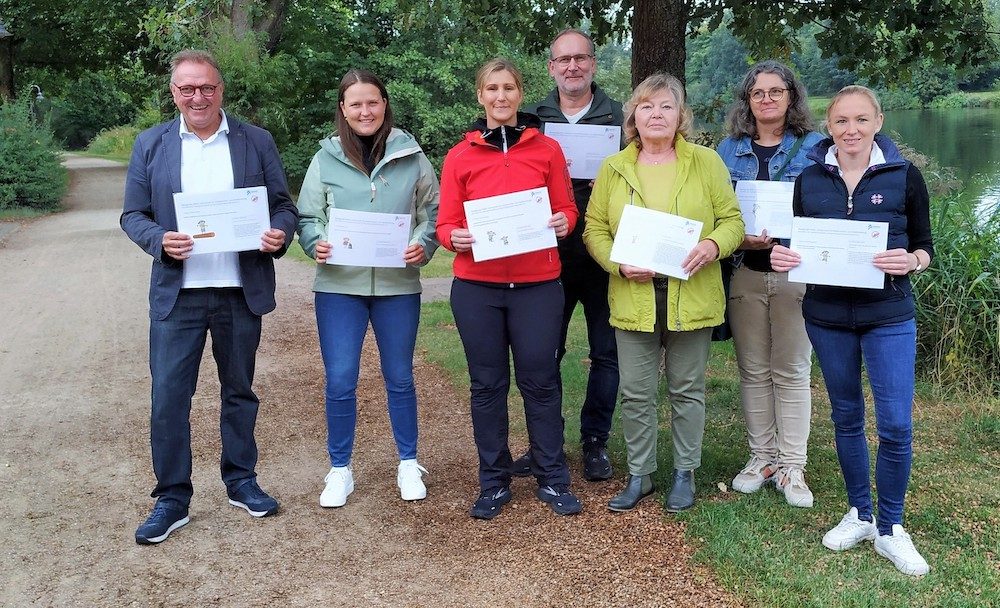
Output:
[518, 28, 625, 482]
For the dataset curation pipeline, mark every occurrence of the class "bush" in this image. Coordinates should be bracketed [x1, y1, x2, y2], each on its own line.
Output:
[0, 96, 68, 211]
[873, 88, 921, 111]
[87, 125, 141, 161]
[49, 69, 141, 149]
[929, 92, 973, 109]
[914, 195, 1000, 398]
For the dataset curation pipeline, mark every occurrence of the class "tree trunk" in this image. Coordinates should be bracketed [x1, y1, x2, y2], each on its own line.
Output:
[631, 0, 688, 87]
[0, 39, 13, 100]
[228, 0, 288, 52]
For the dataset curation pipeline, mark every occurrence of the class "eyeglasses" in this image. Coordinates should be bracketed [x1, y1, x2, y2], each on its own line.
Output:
[171, 83, 221, 98]
[750, 88, 788, 103]
[551, 54, 594, 67]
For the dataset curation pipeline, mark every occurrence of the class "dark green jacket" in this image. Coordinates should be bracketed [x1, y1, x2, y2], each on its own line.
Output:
[524, 84, 624, 259]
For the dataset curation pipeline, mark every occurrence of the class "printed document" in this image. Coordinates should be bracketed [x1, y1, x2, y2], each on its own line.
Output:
[464, 187, 556, 262]
[325, 208, 411, 268]
[788, 217, 889, 289]
[735, 180, 795, 238]
[610, 205, 703, 280]
[544, 123, 622, 180]
[174, 186, 270, 255]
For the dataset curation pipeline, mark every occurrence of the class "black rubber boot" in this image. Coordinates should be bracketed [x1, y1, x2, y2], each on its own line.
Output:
[608, 474, 655, 512]
[664, 469, 695, 513]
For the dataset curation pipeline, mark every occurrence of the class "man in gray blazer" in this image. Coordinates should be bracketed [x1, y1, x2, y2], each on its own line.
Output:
[121, 49, 298, 544]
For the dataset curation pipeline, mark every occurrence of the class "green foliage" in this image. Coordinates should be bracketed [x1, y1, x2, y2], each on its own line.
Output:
[909, 60, 959, 103]
[928, 91, 973, 109]
[86, 125, 141, 162]
[872, 88, 922, 111]
[49, 68, 147, 149]
[0, 96, 68, 211]
[913, 195, 1000, 397]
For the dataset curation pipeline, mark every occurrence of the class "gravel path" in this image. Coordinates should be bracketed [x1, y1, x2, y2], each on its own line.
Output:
[0, 156, 740, 607]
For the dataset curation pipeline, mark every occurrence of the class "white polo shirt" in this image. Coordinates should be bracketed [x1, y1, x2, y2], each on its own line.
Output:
[179, 111, 241, 288]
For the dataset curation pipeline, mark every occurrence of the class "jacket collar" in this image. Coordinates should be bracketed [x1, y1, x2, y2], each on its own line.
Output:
[732, 130, 801, 157]
[608, 134, 694, 197]
[320, 128, 423, 174]
[808, 133, 905, 173]
[532, 83, 615, 122]
[162, 113, 247, 193]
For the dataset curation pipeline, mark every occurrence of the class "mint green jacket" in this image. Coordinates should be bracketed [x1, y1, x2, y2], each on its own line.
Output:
[296, 128, 440, 295]
[583, 136, 744, 332]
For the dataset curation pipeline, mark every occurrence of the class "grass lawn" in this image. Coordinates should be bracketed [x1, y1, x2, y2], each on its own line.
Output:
[416, 300, 1000, 607]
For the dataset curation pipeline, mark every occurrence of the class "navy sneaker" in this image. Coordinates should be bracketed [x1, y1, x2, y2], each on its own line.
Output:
[510, 452, 532, 477]
[135, 501, 190, 545]
[227, 479, 279, 517]
[469, 487, 512, 520]
[536, 484, 583, 516]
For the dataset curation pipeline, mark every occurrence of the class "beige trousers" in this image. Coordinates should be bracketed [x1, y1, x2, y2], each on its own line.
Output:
[728, 266, 812, 468]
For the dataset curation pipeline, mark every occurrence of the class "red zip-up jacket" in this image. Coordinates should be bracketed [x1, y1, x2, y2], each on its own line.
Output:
[437, 118, 578, 284]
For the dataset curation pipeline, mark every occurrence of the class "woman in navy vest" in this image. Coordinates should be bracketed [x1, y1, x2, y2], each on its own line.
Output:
[771, 86, 933, 576]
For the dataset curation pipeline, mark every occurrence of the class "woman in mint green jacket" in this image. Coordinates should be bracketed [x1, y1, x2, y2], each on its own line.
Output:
[296, 70, 439, 509]
[583, 73, 744, 513]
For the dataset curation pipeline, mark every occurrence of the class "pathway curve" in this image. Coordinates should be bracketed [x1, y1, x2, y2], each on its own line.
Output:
[0, 156, 739, 607]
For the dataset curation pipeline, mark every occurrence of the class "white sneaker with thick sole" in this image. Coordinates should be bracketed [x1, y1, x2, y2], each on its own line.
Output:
[320, 465, 354, 508]
[732, 456, 776, 493]
[875, 524, 930, 576]
[397, 459, 428, 501]
[775, 467, 814, 508]
[823, 507, 877, 551]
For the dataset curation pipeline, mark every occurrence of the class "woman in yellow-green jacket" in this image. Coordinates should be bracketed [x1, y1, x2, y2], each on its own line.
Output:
[583, 73, 744, 514]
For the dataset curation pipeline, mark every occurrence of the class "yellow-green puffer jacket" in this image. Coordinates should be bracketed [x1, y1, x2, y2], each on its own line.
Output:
[583, 136, 744, 332]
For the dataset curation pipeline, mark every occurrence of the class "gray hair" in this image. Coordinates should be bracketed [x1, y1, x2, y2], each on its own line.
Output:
[725, 60, 814, 140]
[169, 49, 224, 83]
[548, 28, 596, 58]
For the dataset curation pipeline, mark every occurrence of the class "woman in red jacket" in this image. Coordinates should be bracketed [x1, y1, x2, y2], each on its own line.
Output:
[437, 58, 580, 520]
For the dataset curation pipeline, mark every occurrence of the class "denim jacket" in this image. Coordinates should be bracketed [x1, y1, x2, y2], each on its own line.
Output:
[716, 130, 824, 183]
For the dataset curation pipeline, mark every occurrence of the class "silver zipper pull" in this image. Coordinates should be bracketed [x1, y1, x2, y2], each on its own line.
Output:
[847, 195, 853, 215]
[370, 181, 376, 202]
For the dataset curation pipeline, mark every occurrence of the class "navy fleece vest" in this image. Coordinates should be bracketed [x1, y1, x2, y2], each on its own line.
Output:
[797, 157, 916, 329]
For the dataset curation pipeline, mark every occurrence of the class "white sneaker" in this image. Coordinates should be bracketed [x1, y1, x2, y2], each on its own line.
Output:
[775, 467, 814, 508]
[397, 459, 428, 501]
[822, 507, 877, 551]
[320, 465, 354, 508]
[732, 456, 776, 493]
[875, 524, 931, 576]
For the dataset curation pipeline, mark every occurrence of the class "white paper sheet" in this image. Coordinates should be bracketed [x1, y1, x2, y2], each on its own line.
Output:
[735, 180, 795, 238]
[609, 205, 703, 280]
[174, 186, 270, 255]
[464, 187, 556, 262]
[544, 123, 622, 180]
[325, 208, 411, 268]
[788, 217, 889, 289]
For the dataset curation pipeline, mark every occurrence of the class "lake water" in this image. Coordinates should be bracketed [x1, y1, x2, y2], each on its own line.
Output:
[882, 108, 1000, 216]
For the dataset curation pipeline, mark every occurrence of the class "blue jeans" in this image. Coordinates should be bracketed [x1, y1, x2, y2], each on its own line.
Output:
[806, 319, 916, 535]
[315, 292, 420, 467]
[149, 288, 262, 508]
[558, 255, 619, 447]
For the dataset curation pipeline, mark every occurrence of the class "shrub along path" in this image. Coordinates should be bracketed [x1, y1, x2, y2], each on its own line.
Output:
[0, 157, 739, 606]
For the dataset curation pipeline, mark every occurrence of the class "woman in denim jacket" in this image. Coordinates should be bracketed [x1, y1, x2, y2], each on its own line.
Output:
[716, 61, 823, 508]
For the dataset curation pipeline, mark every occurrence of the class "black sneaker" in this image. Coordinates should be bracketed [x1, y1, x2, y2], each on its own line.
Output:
[135, 501, 190, 545]
[470, 487, 512, 520]
[536, 484, 583, 516]
[582, 442, 613, 481]
[510, 451, 532, 477]
[227, 479, 279, 517]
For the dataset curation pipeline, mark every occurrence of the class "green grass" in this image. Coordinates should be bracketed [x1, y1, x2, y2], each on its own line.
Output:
[416, 301, 1000, 607]
[85, 125, 139, 163]
[0, 207, 51, 220]
[422, 247, 455, 278]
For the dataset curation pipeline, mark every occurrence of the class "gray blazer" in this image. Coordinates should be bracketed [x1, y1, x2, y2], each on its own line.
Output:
[120, 116, 298, 320]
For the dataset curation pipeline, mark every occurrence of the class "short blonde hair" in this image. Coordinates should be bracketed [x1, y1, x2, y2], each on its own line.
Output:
[826, 85, 882, 121]
[475, 58, 524, 94]
[623, 73, 693, 147]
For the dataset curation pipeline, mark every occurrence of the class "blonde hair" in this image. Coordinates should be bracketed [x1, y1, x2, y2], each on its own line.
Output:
[475, 58, 524, 94]
[826, 85, 882, 121]
[623, 73, 693, 147]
